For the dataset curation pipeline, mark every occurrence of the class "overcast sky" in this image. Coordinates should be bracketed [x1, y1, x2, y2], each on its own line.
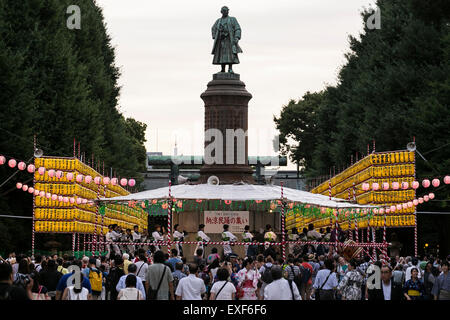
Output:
[95, 0, 376, 169]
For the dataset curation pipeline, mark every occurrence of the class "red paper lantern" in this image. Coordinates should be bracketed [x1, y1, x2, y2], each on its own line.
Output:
[424, 195, 429, 202]
[17, 162, 26, 170]
[56, 170, 63, 178]
[22, 185, 28, 192]
[379, 208, 385, 214]
[94, 177, 101, 185]
[46, 193, 52, 199]
[67, 172, 74, 181]
[382, 182, 389, 190]
[418, 197, 424, 204]
[392, 182, 400, 190]
[0, 156, 5, 165]
[48, 169, 55, 178]
[224, 200, 232, 205]
[390, 205, 396, 212]
[432, 179, 440, 187]
[76, 174, 84, 183]
[407, 201, 413, 208]
[372, 183, 379, 191]
[128, 179, 136, 187]
[412, 181, 420, 189]
[413, 199, 419, 206]
[85, 175, 92, 184]
[422, 179, 430, 188]
[38, 167, 45, 175]
[444, 176, 450, 185]
[103, 177, 110, 185]
[28, 187, 34, 194]
[8, 159, 17, 168]
[51, 194, 58, 201]
[396, 204, 402, 211]
[120, 178, 127, 186]
[111, 178, 118, 186]
[401, 182, 409, 189]
[429, 193, 435, 200]
[16, 182, 23, 189]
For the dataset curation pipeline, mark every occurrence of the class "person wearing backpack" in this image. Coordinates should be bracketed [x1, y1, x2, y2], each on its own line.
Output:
[62, 272, 91, 300]
[172, 262, 187, 295]
[264, 266, 301, 300]
[258, 256, 274, 299]
[210, 268, 236, 300]
[312, 258, 338, 300]
[284, 257, 302, 295]
[299, 255, 313, 300]
[145, 251, 174, 300]
[82, 257, 102, 300]
[106, 256, 125, 301]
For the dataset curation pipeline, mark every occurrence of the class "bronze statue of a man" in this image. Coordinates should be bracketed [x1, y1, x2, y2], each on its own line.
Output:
[211, 6, 242, 73]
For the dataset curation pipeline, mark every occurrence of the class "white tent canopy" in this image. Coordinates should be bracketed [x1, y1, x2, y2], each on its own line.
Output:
[100, 184, 373, 209]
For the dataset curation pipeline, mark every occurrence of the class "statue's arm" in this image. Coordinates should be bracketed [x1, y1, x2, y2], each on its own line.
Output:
[212, 20, 218, 39]
[232, 18, 241, 40]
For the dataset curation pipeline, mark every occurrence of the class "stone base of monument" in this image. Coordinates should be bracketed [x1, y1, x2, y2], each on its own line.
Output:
[199, 72, 255, 184]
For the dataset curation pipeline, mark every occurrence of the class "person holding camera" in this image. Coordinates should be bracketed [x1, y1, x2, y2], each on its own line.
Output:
[0, 263, 31, 300]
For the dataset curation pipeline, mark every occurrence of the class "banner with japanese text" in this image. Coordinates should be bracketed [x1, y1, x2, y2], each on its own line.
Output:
[204, 211, 249, 234]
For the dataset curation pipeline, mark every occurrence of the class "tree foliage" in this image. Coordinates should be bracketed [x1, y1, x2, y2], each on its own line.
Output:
[275, 0, 450, 256]
[0, 0, 147, 254]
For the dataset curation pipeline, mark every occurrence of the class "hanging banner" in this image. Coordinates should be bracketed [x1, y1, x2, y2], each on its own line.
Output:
[204, 211, 249, 234]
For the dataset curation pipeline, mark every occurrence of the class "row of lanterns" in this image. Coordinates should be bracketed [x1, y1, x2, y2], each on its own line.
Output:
[361, 176, 450, 191]
[1, 155, 136, 187]
[16, 182, 94, 206]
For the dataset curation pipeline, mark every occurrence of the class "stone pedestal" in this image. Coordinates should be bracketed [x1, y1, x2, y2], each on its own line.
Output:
[199, 72, 254, 184]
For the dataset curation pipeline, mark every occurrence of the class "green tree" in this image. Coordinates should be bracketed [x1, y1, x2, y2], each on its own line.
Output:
[275, 0, 450, 256]
[0, 0, 147, 254]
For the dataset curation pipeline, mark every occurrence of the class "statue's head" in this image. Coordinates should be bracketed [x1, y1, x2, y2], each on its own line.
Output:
[221, 6, 229, 17]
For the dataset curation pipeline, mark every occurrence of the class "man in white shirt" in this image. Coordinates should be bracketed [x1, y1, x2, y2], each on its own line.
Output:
[195, 224, 210, 258]
[175, 264, 206, 300]
[33, 255, 43, 272]
[242, 225, 254, 257]
[173, 224, 185, 257]
[222, 224, 237, 258]
[264, 266, 301, 300]
[151, 225, 164, 251]
[405, 257, 422, 281]
[110, 224, 122, 257]
[312, 259, 339, 300]
[132, 225, 141, 253]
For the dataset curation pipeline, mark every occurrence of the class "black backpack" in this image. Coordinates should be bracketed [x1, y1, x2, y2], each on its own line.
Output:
[289, 265, 302, 289]
[106, 267, 124, 293]
[261, 264, 273, 284]
[299, 265, 311, 284]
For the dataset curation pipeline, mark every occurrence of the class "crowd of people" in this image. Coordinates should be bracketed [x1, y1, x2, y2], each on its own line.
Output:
[0, 223, 449, 301]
